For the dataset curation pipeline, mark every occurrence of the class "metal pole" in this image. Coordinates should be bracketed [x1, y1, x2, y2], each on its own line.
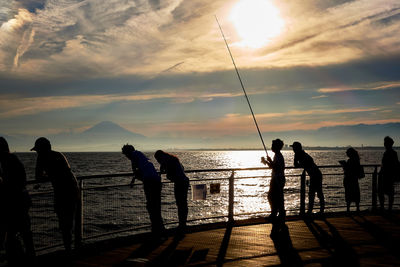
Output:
[372, 166, 378, 211]
[300, 170, 306, 215]
[75, 178, 83, 248]
[228, 171, 235, 223]
[215, 16, 269, 157]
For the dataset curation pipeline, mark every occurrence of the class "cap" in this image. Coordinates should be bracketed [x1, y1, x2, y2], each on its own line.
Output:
[290, 141, 302, 150]
[31, 137, 51, 152]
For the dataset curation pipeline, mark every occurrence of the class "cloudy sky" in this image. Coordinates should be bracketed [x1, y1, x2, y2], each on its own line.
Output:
[0, 0, 399, 148]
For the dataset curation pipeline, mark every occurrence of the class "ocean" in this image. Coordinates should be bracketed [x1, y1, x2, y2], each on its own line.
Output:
[13, 149, 396, 251]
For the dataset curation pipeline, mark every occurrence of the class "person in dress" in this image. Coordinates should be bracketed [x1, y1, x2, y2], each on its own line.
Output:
[154, 150, 189, 237]
[261, 139, 285, 237]
[378, 136, 399, 212]
[291, 141, 325, 214]
[340, 147, 364, 212]
[32, 137, 79, 253]
[122, 144, 165, 238]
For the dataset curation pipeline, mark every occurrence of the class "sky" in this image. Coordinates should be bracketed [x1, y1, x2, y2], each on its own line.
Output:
[0, 0, 400, 150]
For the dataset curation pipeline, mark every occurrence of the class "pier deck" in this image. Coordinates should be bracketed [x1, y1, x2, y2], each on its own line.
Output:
[39, 212, 400, 266]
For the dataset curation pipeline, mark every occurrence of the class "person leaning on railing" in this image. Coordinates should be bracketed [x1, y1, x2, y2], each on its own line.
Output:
[31, 137, 79, 254]
[121, 144, 166, 240]
[291, 141, 325, 214]
[154, 150, 189, 238]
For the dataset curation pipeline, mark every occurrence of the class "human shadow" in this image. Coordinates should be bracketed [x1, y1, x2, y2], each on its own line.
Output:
[151, 236, 192, 266]
[351, 215, 400, 260]
[216, 223, 233, 266]
[271, 223, 303, 266]
[304, 217, 359, 266]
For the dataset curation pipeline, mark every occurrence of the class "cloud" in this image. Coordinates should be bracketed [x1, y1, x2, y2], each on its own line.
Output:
[0, 90, 243, 118]
[311, 95, 328, 99]
[318, 81, 400, 93]
[0, 8, 34, 70]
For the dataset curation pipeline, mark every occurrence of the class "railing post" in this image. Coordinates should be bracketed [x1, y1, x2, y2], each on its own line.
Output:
[372, 166, 378, 211]
[228, 171, 235, 223]
[75, 178, 83, 248]
[300, 170, 306, 216]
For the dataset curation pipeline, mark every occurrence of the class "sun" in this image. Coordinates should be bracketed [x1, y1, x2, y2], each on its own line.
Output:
[230, 0, 284, 48]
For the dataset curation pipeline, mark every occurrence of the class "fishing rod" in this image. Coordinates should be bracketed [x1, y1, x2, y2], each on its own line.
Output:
[215, 16, 269, 157]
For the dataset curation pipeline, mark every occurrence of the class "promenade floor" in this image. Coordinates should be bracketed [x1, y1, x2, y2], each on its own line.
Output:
[39, 212, 400, 266]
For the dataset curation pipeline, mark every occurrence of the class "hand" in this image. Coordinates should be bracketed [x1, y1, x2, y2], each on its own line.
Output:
[130, 178, 135, 188]
[267, 156, 272, 163]
[261, 157, 267, 165]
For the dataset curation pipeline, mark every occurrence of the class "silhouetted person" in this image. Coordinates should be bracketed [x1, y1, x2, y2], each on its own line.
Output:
[122, 145, 165, 238]
[31, 137, 78, 253]
[261, 139, 285, 238]
[0, 137, 35, 264]
[291, 141, 325, 214]
[378, 136, 399, 212]
[340, 147, 364, 212]
[154, 150, 189, 237]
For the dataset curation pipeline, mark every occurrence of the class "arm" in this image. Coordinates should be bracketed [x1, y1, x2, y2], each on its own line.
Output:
[35, 155, 48, 182]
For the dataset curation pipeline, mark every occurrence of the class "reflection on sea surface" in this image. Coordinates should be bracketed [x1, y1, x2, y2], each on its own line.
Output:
[16, 149, 388, 250]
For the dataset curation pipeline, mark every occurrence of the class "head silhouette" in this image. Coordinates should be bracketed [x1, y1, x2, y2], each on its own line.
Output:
[154, 150, 166, 163]
[346, 147, 359, 161]
[291, 141, 302, 153]
[31, 137, 51, 153]
[0, 137, 10, 153]
[122, 144, 135, 157]
[271, 139, 284, 153]
[384, 136, 394, 149]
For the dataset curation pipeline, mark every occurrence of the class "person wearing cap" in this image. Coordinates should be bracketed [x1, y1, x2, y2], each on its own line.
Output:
[261, 139, 286, 238]
[122, 144, 165, 238]
[154, 150, 189, 237]
[0, 137, 35, 264]
[378, 136, 399, 212]
[31, 137, 78, 253]
[291, 141, 325, 214]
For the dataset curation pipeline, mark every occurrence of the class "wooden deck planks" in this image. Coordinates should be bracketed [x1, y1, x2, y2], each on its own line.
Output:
[57, 213, 400, 266]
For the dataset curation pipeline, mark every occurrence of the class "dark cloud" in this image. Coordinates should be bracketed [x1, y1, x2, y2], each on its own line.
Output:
[15, 0, 46, 13]
[1, 54, 400, 98]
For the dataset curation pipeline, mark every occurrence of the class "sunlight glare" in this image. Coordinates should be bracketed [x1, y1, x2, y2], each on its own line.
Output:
[230, 0, 284, 48]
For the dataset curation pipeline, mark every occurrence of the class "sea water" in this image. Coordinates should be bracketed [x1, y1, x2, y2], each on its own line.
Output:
[14, 149, 394, 250]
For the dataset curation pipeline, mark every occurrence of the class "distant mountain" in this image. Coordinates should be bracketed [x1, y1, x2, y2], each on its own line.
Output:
[2, 122, 399, 151]
[82, 121, 145, 138]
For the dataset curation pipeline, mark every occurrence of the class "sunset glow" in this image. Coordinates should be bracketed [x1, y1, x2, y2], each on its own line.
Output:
[230, 0, 285, 48]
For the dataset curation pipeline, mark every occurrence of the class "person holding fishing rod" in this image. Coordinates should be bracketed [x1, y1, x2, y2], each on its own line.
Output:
[261, 139, 286, 238]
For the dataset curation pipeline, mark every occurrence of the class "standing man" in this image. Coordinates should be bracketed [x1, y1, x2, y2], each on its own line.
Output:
[0, 137, 35, 264]
[378, 136, 399, 212]
[291, 142, 325, 214]
[261, 139, 286, 238]
[31, 137, 78, 254]
[122, 145, 165, 239]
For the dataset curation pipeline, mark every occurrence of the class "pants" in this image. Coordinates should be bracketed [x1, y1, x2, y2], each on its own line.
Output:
[143, 181, 165, 236]
[308, 174, 325, 213]
[174, 180, 189, 230]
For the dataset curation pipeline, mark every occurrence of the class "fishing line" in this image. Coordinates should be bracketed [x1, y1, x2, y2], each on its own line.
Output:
[215, 15, 269, 157]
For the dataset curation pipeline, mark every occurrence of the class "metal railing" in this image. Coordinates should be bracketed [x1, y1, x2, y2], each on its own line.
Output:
[26, 164, 399, 253]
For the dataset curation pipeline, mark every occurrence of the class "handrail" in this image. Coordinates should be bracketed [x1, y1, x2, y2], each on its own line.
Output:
[26, 164, 381, 184]
[29, 164, 386, 253]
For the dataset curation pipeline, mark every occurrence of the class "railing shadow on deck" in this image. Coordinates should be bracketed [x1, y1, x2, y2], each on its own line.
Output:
[25, 164, 400, 254]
